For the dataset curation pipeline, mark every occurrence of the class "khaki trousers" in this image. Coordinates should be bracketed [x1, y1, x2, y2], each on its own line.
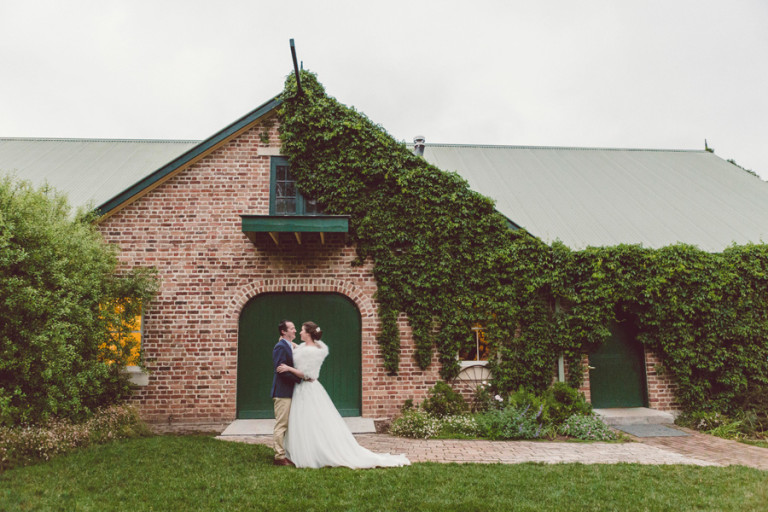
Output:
[272, 397, 291, 460]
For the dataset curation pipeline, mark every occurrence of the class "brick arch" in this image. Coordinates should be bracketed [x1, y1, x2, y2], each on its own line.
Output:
[225, 278, 377, 322]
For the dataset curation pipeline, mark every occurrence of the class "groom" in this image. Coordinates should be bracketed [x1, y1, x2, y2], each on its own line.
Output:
[271, 319, 302, 466]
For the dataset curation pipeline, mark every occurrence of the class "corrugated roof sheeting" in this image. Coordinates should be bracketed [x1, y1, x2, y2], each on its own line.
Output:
[0, 138, 199, 210]
[3, 136, 768, 252]
[422, 144, 768, 251]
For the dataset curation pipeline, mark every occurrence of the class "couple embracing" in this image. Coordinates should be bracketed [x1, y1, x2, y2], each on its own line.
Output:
[271, 319, 410, 469]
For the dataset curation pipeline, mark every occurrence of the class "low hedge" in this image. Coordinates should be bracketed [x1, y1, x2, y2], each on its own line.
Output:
[0, 404, 152, 471]
[390, 381, 616, 441]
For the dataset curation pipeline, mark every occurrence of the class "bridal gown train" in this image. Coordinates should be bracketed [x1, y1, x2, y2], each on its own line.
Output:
[283, 341, 411, 469]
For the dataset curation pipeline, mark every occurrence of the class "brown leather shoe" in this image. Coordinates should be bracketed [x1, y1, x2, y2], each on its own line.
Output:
[273, 458, 295, 467]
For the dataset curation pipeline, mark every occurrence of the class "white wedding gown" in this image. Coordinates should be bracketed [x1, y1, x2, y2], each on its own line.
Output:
[284, 341, 411, 469]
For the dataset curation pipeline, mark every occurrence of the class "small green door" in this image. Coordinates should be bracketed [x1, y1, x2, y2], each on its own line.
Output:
[588, 320, 647, 408]
[237, 293, 362, 418]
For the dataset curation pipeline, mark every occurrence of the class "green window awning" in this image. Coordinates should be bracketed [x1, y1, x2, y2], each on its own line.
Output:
[241, 215, 349, 245]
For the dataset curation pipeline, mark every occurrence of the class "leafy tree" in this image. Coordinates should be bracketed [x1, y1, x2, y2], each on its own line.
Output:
[0, 175, 158, 425]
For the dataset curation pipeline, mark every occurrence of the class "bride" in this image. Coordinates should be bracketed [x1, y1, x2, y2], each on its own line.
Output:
[276, 321, 410, 469]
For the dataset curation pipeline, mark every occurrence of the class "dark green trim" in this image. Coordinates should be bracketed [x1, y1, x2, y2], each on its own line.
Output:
[241, 215, 349, 233]
[504, 216, 522, 231]
[269, 157, 279, 215]
[96, 95, 283, 216]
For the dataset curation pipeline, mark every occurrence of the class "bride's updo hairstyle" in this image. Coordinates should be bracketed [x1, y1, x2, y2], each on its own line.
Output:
[302, 321, 322, 340]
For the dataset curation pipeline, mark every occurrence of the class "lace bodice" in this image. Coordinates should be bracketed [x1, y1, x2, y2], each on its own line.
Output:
[293, 341, 329, 380]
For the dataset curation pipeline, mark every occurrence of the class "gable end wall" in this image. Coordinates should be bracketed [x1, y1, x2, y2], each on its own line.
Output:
[98, 121, 440, 425]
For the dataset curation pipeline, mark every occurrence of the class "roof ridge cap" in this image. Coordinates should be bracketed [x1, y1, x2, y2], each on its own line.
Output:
[421, 142, 704, 153]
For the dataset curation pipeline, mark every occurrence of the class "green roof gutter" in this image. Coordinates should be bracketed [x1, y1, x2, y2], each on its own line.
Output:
[96, 95, 283, 216]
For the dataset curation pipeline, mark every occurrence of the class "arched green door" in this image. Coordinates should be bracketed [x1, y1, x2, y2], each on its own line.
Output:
[237, 293, 362, 418]
[588, 320, 647, 408]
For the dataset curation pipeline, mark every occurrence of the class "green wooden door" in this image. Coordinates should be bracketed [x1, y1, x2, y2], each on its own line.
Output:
[237, 293, 361, 418]
[588, 320, 647, 408]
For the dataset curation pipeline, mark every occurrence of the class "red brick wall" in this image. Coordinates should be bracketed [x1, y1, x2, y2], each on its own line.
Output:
[643, 350, 680, 411]
[98, 118, 440, 426]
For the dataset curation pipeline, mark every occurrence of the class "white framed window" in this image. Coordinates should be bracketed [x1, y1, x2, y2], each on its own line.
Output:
[458, 325, 490, 368]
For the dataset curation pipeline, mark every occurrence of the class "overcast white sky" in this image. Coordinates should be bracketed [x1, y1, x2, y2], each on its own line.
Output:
[1, 1, 766, 177]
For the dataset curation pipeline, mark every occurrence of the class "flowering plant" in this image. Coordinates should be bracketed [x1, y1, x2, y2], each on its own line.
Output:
[0, 404, 151, 471]
[389, 410, 441, 439]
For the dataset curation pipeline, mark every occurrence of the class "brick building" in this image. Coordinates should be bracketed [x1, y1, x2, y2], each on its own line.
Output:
[4, 92, 768, 427]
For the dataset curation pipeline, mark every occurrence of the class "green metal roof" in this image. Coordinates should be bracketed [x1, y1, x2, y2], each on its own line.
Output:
[0, 137, 199, 210]
[420, 144, 768, 251]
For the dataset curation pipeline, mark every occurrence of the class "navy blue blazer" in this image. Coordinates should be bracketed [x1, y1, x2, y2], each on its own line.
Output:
[271, 338, 302, 398]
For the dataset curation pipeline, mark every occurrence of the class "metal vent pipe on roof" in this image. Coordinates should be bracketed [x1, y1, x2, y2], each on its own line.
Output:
[290, 39, 302, 96]
[413, 136, 425, 156]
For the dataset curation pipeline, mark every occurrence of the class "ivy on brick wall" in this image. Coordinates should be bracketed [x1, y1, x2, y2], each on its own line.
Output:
[278, 71, 768, 414]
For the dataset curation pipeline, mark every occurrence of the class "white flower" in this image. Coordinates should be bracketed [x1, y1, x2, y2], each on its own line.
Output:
[494, 394, 503, 402]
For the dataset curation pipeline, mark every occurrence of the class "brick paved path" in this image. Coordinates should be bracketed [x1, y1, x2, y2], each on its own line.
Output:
[355, 434, 718, 466]
[633, 427, 768, 470]
[216, 432, 766, 468]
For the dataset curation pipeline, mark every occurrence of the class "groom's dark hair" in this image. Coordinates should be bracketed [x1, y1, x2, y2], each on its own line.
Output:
[278, 319, 291, 336]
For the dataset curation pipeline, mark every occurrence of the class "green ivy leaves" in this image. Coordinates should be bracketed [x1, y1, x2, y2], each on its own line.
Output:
[278, 71, 768, 413]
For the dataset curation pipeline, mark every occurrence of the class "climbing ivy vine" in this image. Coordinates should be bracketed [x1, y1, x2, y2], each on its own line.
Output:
[278, 71, 768, 414]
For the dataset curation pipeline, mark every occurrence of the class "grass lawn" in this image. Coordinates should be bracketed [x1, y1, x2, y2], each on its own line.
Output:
[1, 436, 766, 511]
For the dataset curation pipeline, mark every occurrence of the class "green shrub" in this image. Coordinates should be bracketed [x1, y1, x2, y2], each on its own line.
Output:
[543, 382, 592, 426]
[475, 405, 547, 440]
[0, 176, 159, 426]
[421, 381, 468, 418]
[676, 410, 730, 431]
[677, 408, 767, 441]
[506, 387, 543, 410]
[0, 404, 152, 471]
[486, 384, 591, 430]
[474, 409, 510, 440]
[706, 418, 747, 440]
[736, 410, 768, 439]
[738, 383, 768, 433]
[506, 387, 552, 424]
[389, 410, 440, 439]
[558, 414, 617, 441]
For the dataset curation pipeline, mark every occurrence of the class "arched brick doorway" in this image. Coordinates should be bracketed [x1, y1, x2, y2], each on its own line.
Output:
[236, 292, 362, 418]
